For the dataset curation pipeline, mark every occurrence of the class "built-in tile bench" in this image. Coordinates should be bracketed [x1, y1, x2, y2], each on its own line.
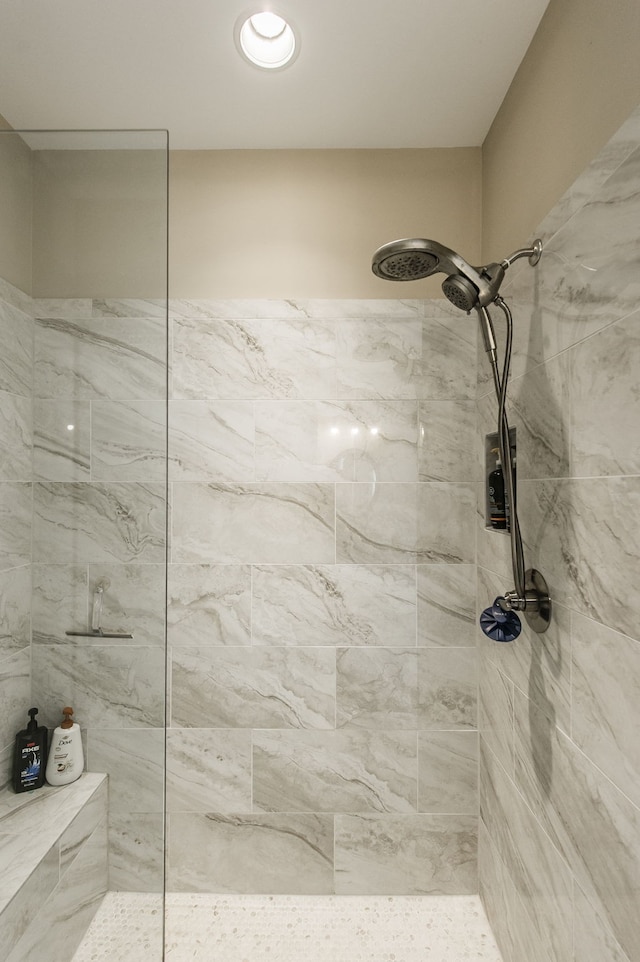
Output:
[0, 773, 108, 962]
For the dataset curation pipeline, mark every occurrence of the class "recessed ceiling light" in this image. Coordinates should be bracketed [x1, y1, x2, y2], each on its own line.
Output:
[235, 10, 299, 70]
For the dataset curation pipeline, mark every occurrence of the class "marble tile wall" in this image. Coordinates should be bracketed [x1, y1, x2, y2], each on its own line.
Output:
[29, 297, 168, 893]
[0, 277, 33, 791]
[165, 296, 480, 895]
[477, 106, 640, 962]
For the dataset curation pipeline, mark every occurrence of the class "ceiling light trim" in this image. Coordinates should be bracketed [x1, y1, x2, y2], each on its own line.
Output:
[234, 8, 300, 71]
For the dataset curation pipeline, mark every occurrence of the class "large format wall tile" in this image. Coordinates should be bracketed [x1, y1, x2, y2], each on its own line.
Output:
[251, 564, 416, 647]
[0, 566, 31, 657]
[167, 564, 251, 646]
[519, 476, 640, 641]
[171, 646, 335, 730]
[171, 316, 336, 400]
[33, 399, 91, 481]
[171, 482, 335, 563]
[513, 689, 640, 962]
[86, 729, 164, 814]
[252, 730, 417, 813]
[480, 740, 573, 962]
[33, 482, 166, 563]
[0, 648, 30, 759]
[166, 813, 334, 894]
[336, 481, 475, 564]
[255, 399, 419, 483]
[417, 564, 476, 646]
[34, 317, 166, 400]
[91, 400, 167, 481]
[32, 645, 165, 730]
[418, 731, 478, 814]
[336, 648, 419, 729]
[166, 728, 252, 813]
[336, 310, 476, 400]
[418, 400, 477, 481]
[0, 300, 32, 397]
[0, 391, 31, 481]
[0, 482, 31, 571]
[108, 813, 164, 892]
[571, 612, 640, 808]
[334, 813, 477, 895]
[169, 400, 254, 481]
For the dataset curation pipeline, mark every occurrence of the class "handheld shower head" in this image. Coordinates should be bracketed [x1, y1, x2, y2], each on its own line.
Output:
[371, 237, 539, 312]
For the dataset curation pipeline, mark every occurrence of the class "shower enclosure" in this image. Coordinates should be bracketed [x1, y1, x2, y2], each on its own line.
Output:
[3, 104, 639, 962]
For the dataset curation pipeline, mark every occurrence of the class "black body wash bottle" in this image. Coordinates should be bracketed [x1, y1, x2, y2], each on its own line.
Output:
[12, 708, 48, 793]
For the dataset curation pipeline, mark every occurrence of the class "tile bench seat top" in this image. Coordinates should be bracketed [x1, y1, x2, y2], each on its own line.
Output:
[0, 773, 107, 952]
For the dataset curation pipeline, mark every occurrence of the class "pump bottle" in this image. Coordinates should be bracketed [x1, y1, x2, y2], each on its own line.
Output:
[45, 707, 84, 786]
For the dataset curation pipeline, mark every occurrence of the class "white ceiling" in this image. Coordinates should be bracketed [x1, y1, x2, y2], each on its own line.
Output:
[0, 0, 551, 150]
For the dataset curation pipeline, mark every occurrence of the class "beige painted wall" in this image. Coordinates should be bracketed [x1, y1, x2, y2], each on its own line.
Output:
[169, 148, 482, 299]
[482, 0, 640, 260]
[0, 116, 32, 294]
[31, 148, 168, 298]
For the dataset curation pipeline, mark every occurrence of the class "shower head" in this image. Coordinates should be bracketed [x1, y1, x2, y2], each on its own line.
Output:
[371, 237, 542, 312]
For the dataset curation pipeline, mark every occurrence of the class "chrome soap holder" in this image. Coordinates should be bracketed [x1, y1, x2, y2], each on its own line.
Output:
[65, 582, 134, 639]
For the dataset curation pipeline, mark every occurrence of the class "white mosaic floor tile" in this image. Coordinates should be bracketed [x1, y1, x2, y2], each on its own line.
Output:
[73, 891, 504, 962]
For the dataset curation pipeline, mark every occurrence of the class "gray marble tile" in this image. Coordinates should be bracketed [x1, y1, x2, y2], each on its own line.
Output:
[417, 564, 476, 647]
[478, 822, 518, 962]
[168, 400, 254, 481]
[91, 400, 167, 481]
[0, 649, 30, 761]
[418, 400, 478, 481]
[169, 298, 312, 320]
[573, 883, 632, 962]
[0, 835, 60, 959]
[0, 278, 32, 317]
[108, 813, 164, 892]
[32, 644, 165, 730]
[418, 648, 477, 729]
[59, 778, 108, 875]
[0, 300, 32, 397]
[255, 399, 419, 483]
[34, 316, 166, 400]
[336, 309, 476, 400]
[571, 612, 640, 808]
[519, 477, 640, 642]
[251, 563, 416, 647]
[252, 730, 417, 813]
[0, 482, 31, 572]
[336, 481, 475, 564]
[509, 350, 571, 481]
[336, 648, 418, 729]
[0, 566, 31, 656]
[166, 813, 333, 894]
[0, 746, 11, 792]
[166, 728, 252, 813]
[570, 309, 640, 477]
[33, 399, 91, 481]
[6, 819, 108, 962]
[334, 813, 477, 895]
[86, 564, 166, 645]
[32, 564, 88, 643]
[167, 564, 251, 646]
[0, 391, 31, 481]
[171, 482, 334, 564]
[92, 298, 167, 318]
[33, 482, 167, 563]
[87, 728, 164, 814]
[513, 688, 640, 962]
[171, 646, 335, 730]
[477, 565, 572, 739]
[418, 731, 478, 814]
[478, 656, 514, 777]
[480, 739, 573, 962]
[171, 316, 336, 400]
[32, 298, 92, 319]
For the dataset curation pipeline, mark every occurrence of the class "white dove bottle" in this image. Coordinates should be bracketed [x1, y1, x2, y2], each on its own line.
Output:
[45, 707, 84, 786]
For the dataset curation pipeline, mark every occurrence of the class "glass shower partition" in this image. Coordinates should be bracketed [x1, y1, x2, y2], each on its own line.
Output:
[0, 129, 168, 962]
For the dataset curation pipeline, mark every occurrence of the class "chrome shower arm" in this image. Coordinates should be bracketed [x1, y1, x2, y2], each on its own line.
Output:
[501, 239, 543, 270]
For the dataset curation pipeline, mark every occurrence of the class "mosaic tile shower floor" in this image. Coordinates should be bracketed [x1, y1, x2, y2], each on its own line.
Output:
[72, 891, 504, 962]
